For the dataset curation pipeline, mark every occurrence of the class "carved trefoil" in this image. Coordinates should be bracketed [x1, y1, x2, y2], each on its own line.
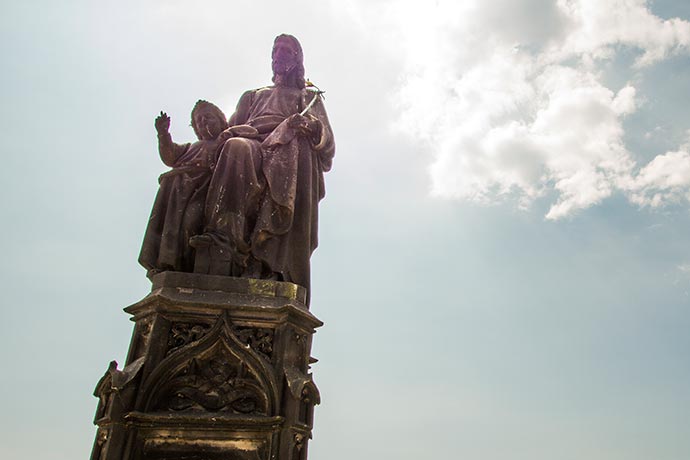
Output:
[140, 313, 278, 416]
[91, 273, 322, 460]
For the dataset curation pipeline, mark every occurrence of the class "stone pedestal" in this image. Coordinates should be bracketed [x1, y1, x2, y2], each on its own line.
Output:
[91, 272, 322, 460]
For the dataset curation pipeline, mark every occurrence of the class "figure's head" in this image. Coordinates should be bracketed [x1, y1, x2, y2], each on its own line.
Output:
[272, 34, 305, 89]
[191, 100, 227, 141]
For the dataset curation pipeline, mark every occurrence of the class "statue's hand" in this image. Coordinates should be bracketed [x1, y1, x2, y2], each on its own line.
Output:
[155, 111, 170, 134]
[229, 124, 260, 139]
[287, 114, 321, 137]
[306, 118, 322, 138]
[219, 125, 260, 142]
[218, 127, 235, 143]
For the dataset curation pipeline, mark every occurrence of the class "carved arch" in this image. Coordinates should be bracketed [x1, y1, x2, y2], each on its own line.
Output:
[138, 313, 279, 415]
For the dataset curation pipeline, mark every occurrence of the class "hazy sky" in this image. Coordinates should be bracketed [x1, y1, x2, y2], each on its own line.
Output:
[2, 1, 690, 459]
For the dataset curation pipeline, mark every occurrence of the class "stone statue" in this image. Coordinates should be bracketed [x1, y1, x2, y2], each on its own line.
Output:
[139, 100, 228, 278]
[190, 34, 334, 298]
[97, 34, 331, 460]
[140, 34, 335, 300]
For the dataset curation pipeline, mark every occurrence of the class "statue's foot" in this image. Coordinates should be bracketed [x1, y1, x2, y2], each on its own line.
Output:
[189, 234, 214, 248]
[266, 272, 282, 281]
[146, 268, 164, 280]
[243, 257, 262, 278]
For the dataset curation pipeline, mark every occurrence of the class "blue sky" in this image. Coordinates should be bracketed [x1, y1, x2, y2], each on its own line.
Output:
[1, 1, 689, 459]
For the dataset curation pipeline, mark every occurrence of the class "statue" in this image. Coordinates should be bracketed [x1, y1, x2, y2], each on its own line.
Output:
[140, 34, 335, 301]
[96, 34, 330, 460]
[139, 100, 228, 278]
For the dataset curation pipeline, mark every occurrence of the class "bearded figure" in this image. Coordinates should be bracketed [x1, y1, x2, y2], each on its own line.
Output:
[193, 34, 335, 301]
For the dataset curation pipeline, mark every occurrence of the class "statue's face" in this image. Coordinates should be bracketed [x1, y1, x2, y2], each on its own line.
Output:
[195, 109, 224, 140]
[272, 39, 299, 77]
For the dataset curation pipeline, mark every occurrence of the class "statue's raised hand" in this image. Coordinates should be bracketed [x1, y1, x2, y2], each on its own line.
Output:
[155, 111, 171, 134]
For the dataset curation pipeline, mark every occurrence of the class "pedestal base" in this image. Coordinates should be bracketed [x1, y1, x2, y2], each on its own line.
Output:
[91, 273, 321, 460]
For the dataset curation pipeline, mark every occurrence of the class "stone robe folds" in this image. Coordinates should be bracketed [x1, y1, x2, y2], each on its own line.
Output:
[204, 86, 334, 295]
[139, 139, 222, 274]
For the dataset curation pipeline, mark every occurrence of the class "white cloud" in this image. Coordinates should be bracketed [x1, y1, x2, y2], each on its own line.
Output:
[627, 150, 690, 207]
[335, 0, 690, 218]
[553, 0, 690, 67]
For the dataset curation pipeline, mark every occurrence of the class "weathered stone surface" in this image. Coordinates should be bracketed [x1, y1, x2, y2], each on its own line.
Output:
[138, 34, 335, 303]
[96, 33, 331, 460]
[91, 273, 321, 460]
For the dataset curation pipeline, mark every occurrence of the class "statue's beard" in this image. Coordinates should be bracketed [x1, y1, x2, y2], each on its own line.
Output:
[273, 60, 295, 77]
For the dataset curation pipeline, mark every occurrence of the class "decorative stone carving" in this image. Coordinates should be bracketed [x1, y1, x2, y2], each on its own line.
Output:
[153, 345, 268, 414]
[284, 366, 320, 428]
[93, 361, 117, 422]
[235, 326, 274, 360]
[140, 311, 280, 417]
[167, 322, 211, 354]
[293, 433, 305, 457]
[93, 32, 333, 460]
[140, 320, 152, 339]
[92, 263, 322, 460]
[91, 428, 108, 460]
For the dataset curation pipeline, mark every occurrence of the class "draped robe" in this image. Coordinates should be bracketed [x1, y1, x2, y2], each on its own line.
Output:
[139, 138, 222, 274]
[203, 85, 335, 296]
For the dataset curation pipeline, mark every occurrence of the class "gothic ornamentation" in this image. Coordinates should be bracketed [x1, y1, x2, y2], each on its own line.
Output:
[167, 322, 211, 354]
[153, 344, 269, 415]
[234, 326, 274, 360]
[140, 320, 152, 339]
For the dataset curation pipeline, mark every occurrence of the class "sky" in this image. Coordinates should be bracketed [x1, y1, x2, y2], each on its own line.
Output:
[1, 0, 690, 459]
